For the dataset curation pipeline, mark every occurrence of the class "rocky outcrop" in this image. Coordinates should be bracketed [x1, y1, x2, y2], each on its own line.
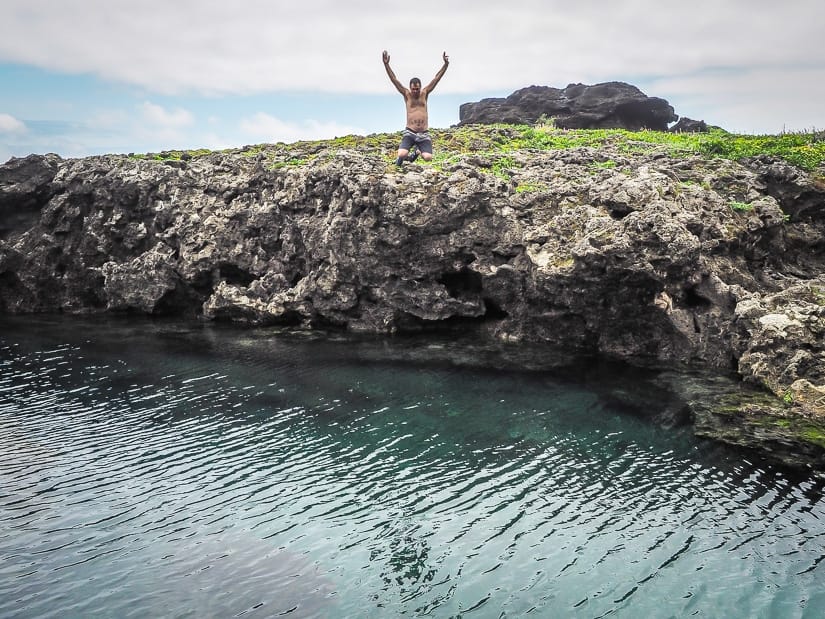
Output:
[0, 153, 60, 239]
[459, 82, 680, 130]
[1, 131, 824, 467]
[669, 117, 709, 133]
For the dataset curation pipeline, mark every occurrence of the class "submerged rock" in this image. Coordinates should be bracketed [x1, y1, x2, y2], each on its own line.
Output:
[1, 130, 824, 468]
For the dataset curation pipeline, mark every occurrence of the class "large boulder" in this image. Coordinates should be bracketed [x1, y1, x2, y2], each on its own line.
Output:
[459, 82, 679, 130]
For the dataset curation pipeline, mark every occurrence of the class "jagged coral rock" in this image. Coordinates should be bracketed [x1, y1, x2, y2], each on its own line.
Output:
[2, 132, 825, 465]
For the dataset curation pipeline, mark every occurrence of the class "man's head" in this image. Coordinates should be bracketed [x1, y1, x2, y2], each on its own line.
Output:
[409, 78, 421, 96]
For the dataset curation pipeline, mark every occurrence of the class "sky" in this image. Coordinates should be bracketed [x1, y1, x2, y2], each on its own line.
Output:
[1, 0, 824, 163]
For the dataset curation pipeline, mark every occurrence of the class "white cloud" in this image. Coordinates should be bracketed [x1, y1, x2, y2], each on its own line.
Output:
[84, 109, 131, 133]
[239, 112, 365, 144]
[650, 66, 825, 133]
[1, 0, 823, 155]
[139, 102, 194, 129]
[1, 1, 823, 96]
[0, 113, 26, 133]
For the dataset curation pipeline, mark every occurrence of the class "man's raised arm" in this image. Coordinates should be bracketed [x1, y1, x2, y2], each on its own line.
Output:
[424, 52, 449, 94]
[382, 50, 407, 95]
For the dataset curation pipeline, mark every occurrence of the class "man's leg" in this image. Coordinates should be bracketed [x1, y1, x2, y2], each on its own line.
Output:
[395, 148, 410, 165]
[396, 133, 414, 165]
[419, 138, 434, 162]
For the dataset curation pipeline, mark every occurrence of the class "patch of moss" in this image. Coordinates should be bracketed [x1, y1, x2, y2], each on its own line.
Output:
[270, 157, 310, 170]
[590, 159, 617, 170]
[800, 425, 825, 448]
[551, 256, 575, 269]
[240, 144, 268, 157]
[490, 155, 517, 181]
[515, 181, 547, 193]
[141, 148, 214, 161]
[729, 200, 754, 212]
[746, 409, 825, 450]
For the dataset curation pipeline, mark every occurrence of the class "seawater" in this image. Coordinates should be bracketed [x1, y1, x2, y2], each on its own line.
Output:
[1, 316, 823, 619]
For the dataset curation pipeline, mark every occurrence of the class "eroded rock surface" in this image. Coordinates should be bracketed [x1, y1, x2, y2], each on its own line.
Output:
[2, 136, 824, 467]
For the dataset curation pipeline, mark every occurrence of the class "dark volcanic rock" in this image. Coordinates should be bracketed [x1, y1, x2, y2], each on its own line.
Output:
[459, 82, 678, 130]
[2, 136, 825, 467]
[669, 117, 708, 133]
[0, 154, 60, 239]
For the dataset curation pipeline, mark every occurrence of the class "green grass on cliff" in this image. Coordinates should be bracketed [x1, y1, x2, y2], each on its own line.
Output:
[620, 127, 825, 170]
[136, 124, 825, 172]
[427, 124, 825, 171]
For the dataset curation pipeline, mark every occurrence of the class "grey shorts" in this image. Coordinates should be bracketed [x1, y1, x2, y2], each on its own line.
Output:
[399, 128, 433, 154]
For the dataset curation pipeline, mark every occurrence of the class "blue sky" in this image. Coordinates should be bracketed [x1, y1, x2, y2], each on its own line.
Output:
[2, 0, 824, 163]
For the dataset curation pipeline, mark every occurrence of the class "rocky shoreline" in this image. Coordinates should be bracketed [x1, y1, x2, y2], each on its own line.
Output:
[1, 127, 824, 470]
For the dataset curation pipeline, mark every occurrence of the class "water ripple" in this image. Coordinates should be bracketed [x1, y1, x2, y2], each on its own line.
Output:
[2, 318, 825, 618]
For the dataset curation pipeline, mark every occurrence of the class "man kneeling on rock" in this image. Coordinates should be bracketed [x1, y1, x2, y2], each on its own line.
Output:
[382, 50, 449, 166]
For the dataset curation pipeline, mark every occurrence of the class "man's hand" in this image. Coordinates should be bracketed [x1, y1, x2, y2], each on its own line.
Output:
[443, 51, 449, 65]
[383, 50, 390, 65]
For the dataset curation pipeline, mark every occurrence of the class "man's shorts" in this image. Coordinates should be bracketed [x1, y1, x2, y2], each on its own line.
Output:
[399, 128, 433, 154]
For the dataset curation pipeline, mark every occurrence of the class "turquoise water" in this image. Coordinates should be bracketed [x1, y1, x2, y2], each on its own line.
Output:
[1, 316, 823, 618]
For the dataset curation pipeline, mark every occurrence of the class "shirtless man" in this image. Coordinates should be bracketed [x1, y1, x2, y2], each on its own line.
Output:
[382, 50, 449, 165]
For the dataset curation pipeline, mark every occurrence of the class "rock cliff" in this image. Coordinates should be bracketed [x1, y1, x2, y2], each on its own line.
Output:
[2, 127, 824, 468]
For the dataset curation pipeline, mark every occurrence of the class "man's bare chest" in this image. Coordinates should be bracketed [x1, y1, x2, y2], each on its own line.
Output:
[407, 96, 427, 109]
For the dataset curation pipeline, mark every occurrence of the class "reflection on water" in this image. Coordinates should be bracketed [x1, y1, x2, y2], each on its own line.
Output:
[1, 316, 824, 618]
